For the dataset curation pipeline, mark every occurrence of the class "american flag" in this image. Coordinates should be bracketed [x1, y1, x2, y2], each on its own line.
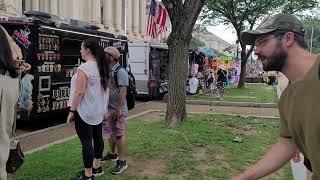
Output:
[146, 0, 168, 39]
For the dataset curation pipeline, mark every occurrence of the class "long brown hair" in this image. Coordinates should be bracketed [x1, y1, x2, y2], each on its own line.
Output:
[0, 25, 18, 78]
[82, 38, 109, 91]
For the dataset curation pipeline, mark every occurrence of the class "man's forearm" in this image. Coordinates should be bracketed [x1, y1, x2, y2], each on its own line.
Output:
[116, 86, 127, 110]
[238, 137, 297, 179]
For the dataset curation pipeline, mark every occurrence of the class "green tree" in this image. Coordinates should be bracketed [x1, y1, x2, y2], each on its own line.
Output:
[202, 0, 318, 88]
[303, 16, 320, 54]
[282, 1, 318, 14]
[162, 0, 206, 127]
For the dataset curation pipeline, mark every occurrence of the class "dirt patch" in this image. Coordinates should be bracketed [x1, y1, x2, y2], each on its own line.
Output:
[261, 169, 285, 180]
[192, 147, 207, 161]
[126, 158, 167, 176]
[168, 175, 187, 180]
[192, 147, 211, 172]
[138, 112, 164, 123]
[226, 124, 256, 136]
[192, 146, 231, 172]
[196, 163, 211, 172]
[214, 153, 231, 169]
[203, 176, 218, 180]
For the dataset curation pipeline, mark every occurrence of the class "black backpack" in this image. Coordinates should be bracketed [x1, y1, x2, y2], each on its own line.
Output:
[114, 66, 136, 110]
[207, 77, 214, 83]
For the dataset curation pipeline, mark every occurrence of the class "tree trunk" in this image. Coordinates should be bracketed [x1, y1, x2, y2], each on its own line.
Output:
[165, 39, 189, 127]
[237, 45, 248, 88]
[237, 59, 247, 88]
[162, 0, 206, 127]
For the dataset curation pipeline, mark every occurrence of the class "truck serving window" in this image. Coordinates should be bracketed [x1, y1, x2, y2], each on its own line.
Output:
[61, 38, 82, 65]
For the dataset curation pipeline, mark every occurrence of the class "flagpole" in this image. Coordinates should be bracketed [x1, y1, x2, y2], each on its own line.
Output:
[310, 25, 314, 53]
[124, 0, 127, 36]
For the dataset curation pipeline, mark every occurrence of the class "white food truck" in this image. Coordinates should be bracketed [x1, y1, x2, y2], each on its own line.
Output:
[128, 41, 169, 99]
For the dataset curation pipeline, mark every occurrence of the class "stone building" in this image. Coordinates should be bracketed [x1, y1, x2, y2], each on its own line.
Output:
[0, 0, 169, 41]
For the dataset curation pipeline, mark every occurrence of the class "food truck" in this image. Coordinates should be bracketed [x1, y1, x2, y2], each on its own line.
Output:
[128, 41, 169, 99]
[0, 11, 133, 121]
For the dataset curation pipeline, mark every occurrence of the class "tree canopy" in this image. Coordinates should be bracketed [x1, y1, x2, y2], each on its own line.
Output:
[202, 0, 319, 88]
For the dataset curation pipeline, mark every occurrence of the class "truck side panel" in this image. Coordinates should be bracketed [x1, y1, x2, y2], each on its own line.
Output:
[128, 43, 149, 95]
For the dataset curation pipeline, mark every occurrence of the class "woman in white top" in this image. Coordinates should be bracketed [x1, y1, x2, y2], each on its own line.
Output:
[0, 25, 20, 180]
[67, 38, 110, 180]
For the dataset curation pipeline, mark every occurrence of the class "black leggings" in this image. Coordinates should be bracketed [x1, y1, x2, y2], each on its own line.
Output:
[74, 112, 104, 168]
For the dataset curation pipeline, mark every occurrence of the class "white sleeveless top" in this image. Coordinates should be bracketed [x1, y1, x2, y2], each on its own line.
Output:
[68, 60, 109, 125]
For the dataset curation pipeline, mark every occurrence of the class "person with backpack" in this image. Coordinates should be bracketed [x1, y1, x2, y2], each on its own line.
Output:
[101, 46, 128, 174]
[206, 69, 216, 94]
[217, 65, 227, 99]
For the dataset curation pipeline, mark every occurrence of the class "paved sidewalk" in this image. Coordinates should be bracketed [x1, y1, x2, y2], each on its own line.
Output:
[18, 101, 279, 152]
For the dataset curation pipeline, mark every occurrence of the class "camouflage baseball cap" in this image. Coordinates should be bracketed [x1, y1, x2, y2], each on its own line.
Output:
[241, 13, 305, 45]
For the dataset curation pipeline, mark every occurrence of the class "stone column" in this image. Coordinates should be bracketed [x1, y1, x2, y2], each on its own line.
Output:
[132, 0, 139, 37]
[102, 0, 114, 32]
[114, 0, 122, 32]
[91, 0, 102, 26]
[66, 0, 73, 19]
[58, 0, 67, 18]
[49, 0, 58, 15]
[82, 0, 91, 22]
[4, 0, 15, 14]
[139, 0, 146, 38]
[125, 0, 133, 37]
[31, 0, 39, 11]
[71, 0, 82, 20]
[40, 0, 50, 13]
[24, 0, 32, 11]
[14, 0, 22, 15]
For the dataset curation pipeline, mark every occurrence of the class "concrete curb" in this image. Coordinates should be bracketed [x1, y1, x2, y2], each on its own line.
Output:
[24, 109, 279, 154]
[25, 135, 78, 155]
[150, 109, 279, 119]
[17, 123, 68, 139]
[18, 101, 151, 140]
[186, 100, 277, 108]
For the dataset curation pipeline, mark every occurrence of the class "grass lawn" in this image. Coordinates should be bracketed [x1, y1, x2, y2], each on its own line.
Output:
[9, 112, 292, 179]
[188, 84, 278, 103]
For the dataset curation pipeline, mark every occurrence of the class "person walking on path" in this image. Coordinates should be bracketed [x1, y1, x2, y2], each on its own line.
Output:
[0, 25, 20, 180]
[232, 13, 320, 180]
[217, 65, 227, 99]
[67, 38, 110, 180]
[101, 46, 129, 175]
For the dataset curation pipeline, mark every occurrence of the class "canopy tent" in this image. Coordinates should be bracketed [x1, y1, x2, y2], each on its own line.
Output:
[198, 47, 217, 57]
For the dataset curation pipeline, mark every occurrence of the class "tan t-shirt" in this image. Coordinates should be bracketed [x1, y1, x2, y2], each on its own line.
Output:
[278, 55, 320, 179]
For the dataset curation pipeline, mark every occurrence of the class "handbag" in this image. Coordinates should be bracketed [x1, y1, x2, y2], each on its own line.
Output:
[6, 105, 24, 173]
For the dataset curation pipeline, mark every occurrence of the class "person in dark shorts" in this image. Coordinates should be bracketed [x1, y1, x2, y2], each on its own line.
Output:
[101, 46, 129, 175]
